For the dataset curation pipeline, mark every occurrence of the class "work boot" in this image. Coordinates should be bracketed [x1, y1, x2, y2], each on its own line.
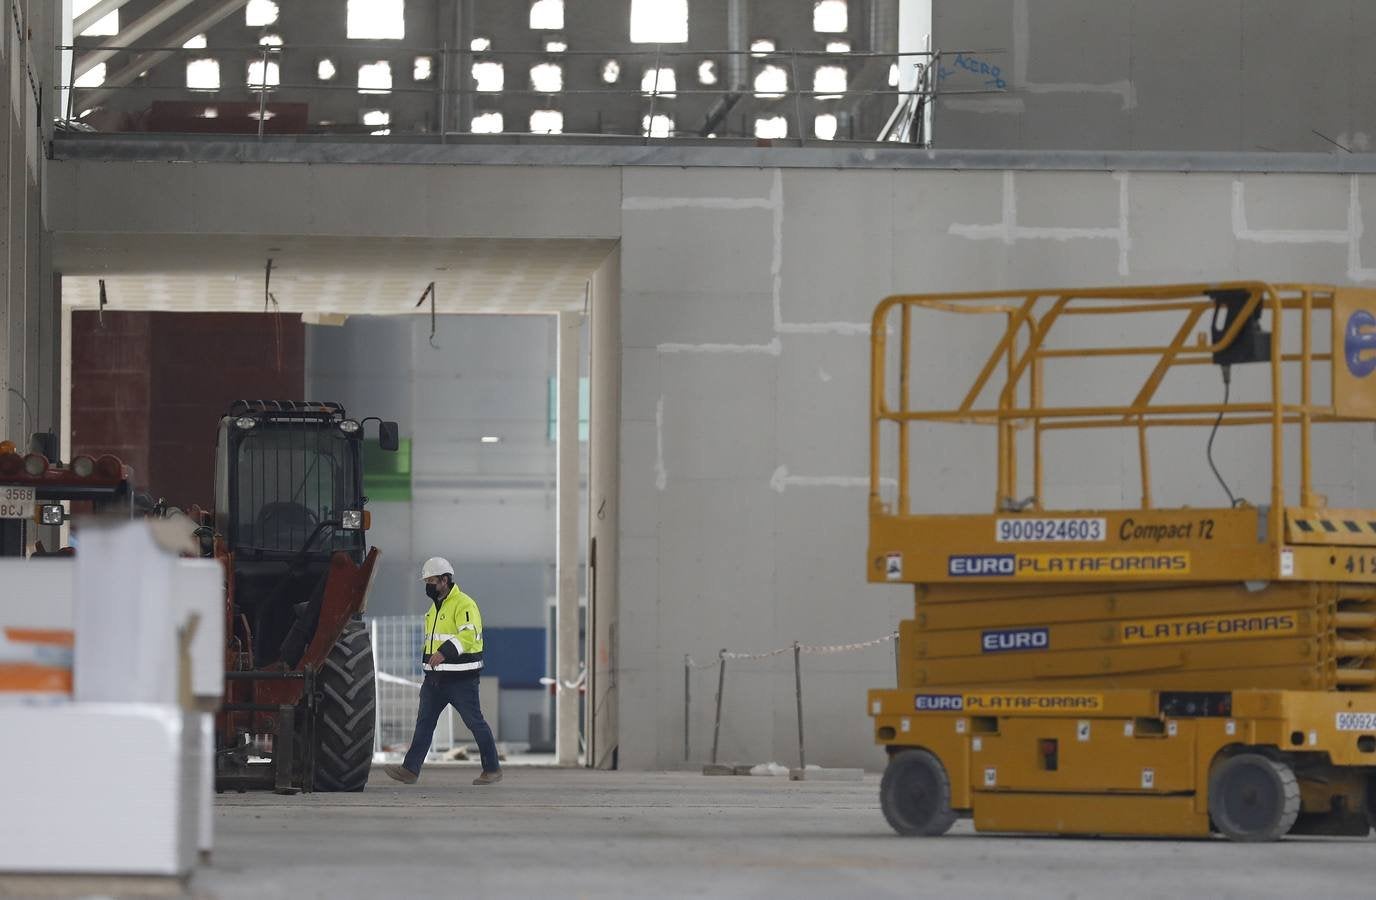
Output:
[472, 770, 503, 785]
[384, 765, 418, 784]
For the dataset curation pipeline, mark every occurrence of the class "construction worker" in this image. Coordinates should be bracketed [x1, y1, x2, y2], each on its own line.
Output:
[384, 557, 502, 785]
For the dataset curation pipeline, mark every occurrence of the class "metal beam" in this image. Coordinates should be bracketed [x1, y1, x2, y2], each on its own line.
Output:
[555, 309, 581, 766]
[74, 0, 203, 80]
[585, 250, 620, 771]
[725, 0, 748, 91]
[50, 139, 1376, 176]
[73, 0, 135, 37]
[76, 0, 250, 109]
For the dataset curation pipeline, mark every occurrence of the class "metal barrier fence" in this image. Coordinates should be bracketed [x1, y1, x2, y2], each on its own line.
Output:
[368, 614, 459, 760]
[686, 631, 898, 771]
[57, 42, 1008, 144]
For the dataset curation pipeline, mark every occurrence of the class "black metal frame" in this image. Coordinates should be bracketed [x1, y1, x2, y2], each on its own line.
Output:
[219, 401, 367, 565]
[217, 669, 318, 794]
[0, 464, 134, 558]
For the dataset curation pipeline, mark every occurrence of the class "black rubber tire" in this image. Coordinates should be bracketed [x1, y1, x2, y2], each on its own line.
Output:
[312, 620, 376, 792]
[1208, 753, 1300, 842]
[1365, 775, 1376, 832]
[880, 749, 958, 836]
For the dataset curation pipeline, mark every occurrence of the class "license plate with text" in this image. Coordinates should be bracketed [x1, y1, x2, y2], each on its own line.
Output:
[996, 517, 1106, 543]
[0, 485, 34, 519]
[1336, 712, 1376, 731]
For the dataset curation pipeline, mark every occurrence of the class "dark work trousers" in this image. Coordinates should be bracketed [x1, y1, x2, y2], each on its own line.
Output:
[402, 673, 500, 775]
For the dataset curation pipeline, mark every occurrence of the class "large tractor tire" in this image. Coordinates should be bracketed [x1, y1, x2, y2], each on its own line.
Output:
[312, 620, 376, 792]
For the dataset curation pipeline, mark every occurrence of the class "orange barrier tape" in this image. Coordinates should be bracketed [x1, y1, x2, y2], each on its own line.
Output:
[3, 628, 74, 647]
[0, 663, 73, 693]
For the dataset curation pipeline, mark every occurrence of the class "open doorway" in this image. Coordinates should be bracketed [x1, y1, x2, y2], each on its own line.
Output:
[307, 312, 587, 764]
[57, 233, 619, 768]
[64, 308, 588, 764]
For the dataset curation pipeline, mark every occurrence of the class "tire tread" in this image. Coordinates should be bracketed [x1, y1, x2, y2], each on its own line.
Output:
[880, 748, 957, 837]
[1208, 752, 1300, 842]
[312, 621, 376, 792]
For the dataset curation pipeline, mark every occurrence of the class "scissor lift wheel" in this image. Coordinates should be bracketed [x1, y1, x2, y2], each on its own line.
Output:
[880, 749, 957, 836]
[1208, 753, 1301, 842]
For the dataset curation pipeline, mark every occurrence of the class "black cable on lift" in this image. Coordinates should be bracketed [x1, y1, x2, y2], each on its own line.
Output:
[1206, 364, 1241, 507]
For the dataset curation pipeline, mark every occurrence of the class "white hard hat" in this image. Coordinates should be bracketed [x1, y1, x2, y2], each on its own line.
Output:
[420, 557, 454, 580]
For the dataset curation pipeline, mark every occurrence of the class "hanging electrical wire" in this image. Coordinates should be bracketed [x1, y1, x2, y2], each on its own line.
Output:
[414, 281, 439, 349]
[3, 384, 33, 438]
[1206, 365, 1242, 507]
[263, 257, 274, 312]
[264, 258, 284, 372]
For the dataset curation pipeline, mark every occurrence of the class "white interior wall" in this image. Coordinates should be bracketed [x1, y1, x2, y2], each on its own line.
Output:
[932, 0, 1376, 152]
[617, 166, 1376, 771]
[48, 158, 1376, 770]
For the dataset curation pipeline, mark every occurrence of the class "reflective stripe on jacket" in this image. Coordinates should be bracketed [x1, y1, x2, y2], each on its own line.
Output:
[422, 584, 484, 672]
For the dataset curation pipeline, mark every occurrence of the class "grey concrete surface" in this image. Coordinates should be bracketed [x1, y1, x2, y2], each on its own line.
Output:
[190, 767, 1376, 899]
[933, 0, 1376, 153]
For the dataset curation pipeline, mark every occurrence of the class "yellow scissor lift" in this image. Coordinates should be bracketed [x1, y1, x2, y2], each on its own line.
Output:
[867, 282, 1376, 841]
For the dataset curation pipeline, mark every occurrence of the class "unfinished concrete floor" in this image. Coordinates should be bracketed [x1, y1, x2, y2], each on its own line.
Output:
[183, 767, 1376, 899]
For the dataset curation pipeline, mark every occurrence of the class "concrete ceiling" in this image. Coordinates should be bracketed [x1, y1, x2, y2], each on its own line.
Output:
[55, 234, 617, 315]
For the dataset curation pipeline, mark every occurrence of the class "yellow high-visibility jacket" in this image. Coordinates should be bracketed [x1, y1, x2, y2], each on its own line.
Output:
[421, 585, 484, 673]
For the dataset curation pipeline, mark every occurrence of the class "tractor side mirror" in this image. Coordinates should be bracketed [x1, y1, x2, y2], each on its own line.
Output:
[378, 421, 400, 452]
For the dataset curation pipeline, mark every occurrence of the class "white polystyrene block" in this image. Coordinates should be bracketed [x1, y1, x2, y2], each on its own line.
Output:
[172, 558, 225, 701]
[0, 704, 198, 875]
[198, 712, 214, 856]
[74, 522, 177, 704]
[0, 559, 76, 704]
[0, 558, 75, 629]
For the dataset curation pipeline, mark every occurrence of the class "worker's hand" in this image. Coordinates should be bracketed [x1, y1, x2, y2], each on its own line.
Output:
[428, 651, 445, 668]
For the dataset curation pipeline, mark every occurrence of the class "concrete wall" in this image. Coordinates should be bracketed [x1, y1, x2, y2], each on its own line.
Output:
[615, 165, 1376, 770]
[0, 0, 58, 451]
[46, 155, 1376, 770]
[931, 0, 1376, 152]
[49, 160, 621, 239]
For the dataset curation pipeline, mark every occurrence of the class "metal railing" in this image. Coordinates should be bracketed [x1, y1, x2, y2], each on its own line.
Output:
[57, 42, 1009, 144]
[869, 282, 1357, 519]
[369, 614, 504, 762]
[370, 615, 452, 760]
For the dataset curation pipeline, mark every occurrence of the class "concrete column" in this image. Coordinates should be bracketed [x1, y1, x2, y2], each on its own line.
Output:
[459, 0, 475, 134]
[57, 280, 69, 551]
[0, 17, 13, 440]
[875, 0, 903, 53]
[439, 0, 475, 136]
[555, 309, 581, 765]
[60, 296, 71, 473]
[26, 161, 41, 435]
[39, 249, 59, 440]
[725, 0, 749, 91]
[585, 248, 620, 769]
[10, 81, 26, 436]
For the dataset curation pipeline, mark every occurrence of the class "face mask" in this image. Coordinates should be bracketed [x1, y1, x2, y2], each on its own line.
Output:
[426, 582, 444, 601]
